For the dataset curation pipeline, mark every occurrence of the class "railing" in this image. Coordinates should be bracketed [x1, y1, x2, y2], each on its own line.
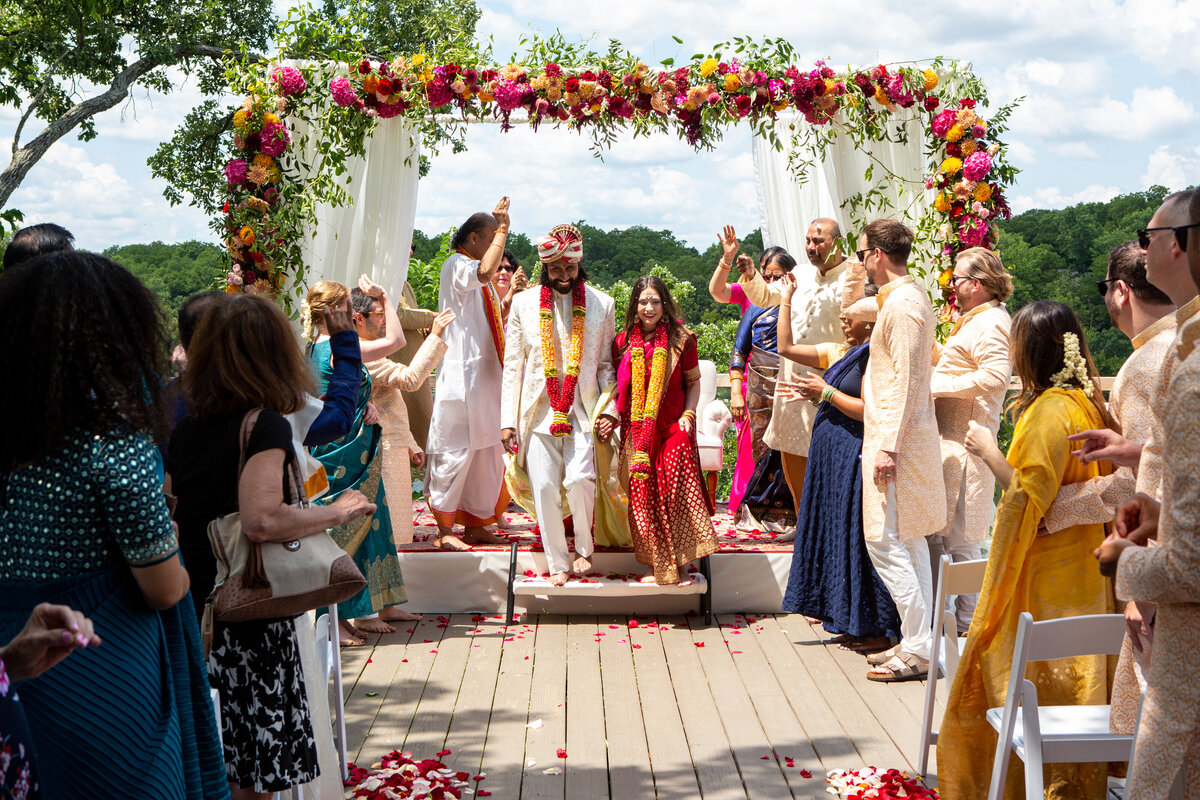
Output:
[714, 374, 1116, 391]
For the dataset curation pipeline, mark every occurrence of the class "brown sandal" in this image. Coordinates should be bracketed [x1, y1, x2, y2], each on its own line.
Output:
[867, 652, 928, 682]
[866, 643, 902, 665]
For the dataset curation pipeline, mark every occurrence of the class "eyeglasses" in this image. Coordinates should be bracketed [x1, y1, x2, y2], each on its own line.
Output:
[948, 274, 973, 288]
[499, 264, 519, 273]
[855, 247, 874, 263]
[360, 310, 385, 317]
[1138, 222, 1200, 252]
[1096, 277, 1119, 298]
[762, 273, 782, 283]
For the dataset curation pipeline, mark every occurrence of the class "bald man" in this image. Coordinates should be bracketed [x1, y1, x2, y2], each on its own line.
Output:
[737, 218, 855, 525]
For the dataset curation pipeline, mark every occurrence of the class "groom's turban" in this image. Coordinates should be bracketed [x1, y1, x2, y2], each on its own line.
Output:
[536, 224, 583, 264]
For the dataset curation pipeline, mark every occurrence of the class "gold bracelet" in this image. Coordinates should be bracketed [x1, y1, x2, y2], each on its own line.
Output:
[681, 410, 696, 421]
[718, 259, 731, 270]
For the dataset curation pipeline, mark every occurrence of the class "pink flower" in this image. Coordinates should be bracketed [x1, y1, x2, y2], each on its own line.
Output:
[544, 62, 563, 79]
[271, 66, 306, 98]
[931, 109, 958, 137]
[963, 150, 993, 182]
[258, 121, 289, 156]
[329, 76, 357, 107]
[224, 159, 249, 186]
[494, 80, 525, 111]
[959, 217, 990, 247]
[425, 78, 453, 108]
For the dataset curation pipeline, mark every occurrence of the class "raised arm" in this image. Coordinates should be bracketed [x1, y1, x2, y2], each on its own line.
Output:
[476, 197, 510, 286]
[775, 273, 825, 367]
[709, 225, 740, 304]
[358, 275, 405, 362]
[368, 311, 453, 391]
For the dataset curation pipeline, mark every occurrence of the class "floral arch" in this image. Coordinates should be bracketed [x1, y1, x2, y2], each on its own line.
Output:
[216, 38, 1018, 322]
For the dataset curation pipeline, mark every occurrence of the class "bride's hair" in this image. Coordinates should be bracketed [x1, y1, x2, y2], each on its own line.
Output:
[302, 280, 350, 341]
[620, 275, 689, 353]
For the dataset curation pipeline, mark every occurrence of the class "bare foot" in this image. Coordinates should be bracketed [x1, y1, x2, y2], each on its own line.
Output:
[339, 620, 365, 647]
[380, 607, 422, 622]
[355, 617, 396, 635]
[572, 555, 592, 574]
[435, 532, 471, 551]
[463, 526, 507, 545]
[549, 572, 569, 586]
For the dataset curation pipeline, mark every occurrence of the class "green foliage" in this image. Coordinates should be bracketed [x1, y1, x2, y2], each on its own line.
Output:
[102, 240, 227, 333]
[407, 229, 453, 310]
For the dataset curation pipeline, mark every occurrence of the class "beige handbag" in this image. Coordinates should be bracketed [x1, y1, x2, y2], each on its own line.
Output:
[207, 410, 366, 623]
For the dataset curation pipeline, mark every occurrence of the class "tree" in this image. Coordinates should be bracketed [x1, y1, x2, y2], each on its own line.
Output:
[0, 0, 275, 221]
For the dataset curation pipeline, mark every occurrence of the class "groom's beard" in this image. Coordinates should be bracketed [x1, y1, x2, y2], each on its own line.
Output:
[552, 276, 582, 294]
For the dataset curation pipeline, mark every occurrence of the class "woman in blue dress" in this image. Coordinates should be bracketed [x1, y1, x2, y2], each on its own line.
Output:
[0, 252, 228, 799]
[776, 277, 901, 652]
[303, 277, 417, 646]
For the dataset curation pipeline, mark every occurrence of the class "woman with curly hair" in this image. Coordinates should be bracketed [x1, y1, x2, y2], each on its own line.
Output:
[610, 276, 719, 584]
[0, 251, 228, 798]
[937, 300, 1117, 800]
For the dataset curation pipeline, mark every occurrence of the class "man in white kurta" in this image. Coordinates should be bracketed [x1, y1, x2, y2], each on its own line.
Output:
[928, 249, 1013, 632]
[738, 218, 856, 509]
[501, 226, 617, 583]
[426, 200, 513, 550]
[857, 220, 945, 681]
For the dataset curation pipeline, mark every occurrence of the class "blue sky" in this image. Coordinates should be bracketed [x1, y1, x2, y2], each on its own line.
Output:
[3, 0, 1198, 252]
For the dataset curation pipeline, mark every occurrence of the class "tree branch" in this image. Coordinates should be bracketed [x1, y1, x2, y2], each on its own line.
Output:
[12, 49, 72, 155]
[0, 43, 231, 210]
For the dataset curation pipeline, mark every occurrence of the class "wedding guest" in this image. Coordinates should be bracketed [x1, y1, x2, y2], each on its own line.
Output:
[501, 225, 617, 585]
[776, 278, 900, 653]
[1097, 188, 1200, 799]
[351, 287, 453, 546]
[612, 276, 719, 584]
[1, 222, 74, 270]
[394, 276, 438, 451]
[0, 251, 226, 799]
[495, 248, 529, 322]
[425, 199, 513, 551]
[305, 278, 413, 644]
[939, 300, 1115, 800]
[171, 293, 375, 799]
[738, 218, 852, 513]
[928, 247, 1013, 633]
[708, 224, 783, 515]
[852, 219, 944, 682]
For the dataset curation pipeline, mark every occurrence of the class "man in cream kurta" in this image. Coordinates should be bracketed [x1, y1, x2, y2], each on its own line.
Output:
[857, 220, 945, 678]
[928, 251, 1013, 632]
[501, 226, 617, 583]
[738, 218, 856, 508]
[426, 200, 513, 550]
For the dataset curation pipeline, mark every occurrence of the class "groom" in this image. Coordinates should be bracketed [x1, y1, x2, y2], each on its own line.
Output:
[501, 225, 618, 585]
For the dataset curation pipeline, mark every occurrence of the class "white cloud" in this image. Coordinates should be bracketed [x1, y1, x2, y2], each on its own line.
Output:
[1047, 141, 1100, 160]
[1140, 144, 1200, 190]
[1081, 86, 1197, 141]
[1010, 183, 1122, 214]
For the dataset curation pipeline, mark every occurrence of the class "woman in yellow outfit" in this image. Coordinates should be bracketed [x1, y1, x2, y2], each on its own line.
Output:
[937, 300, 1116, 800]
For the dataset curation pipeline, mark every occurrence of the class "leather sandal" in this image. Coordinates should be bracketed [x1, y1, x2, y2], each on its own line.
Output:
[866, 652, 928, 683]
[865, 643, 902, 665]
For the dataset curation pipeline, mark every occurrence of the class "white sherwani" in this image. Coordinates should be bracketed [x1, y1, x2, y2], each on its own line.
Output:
[501, 284, 617, 575]
[739, 260, 853, 455]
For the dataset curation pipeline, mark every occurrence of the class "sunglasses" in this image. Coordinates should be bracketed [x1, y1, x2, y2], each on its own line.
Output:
[948, 274, 973, 288]
[855, 248, 873, 263]
[1096, 277, 1119, 298]
[499, 264, 519, 273]
[1138, 222, 1200, 252]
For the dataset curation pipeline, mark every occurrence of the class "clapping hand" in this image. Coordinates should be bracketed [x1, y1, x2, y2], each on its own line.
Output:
[430, 309, 456, 339]
[512, 266, 528, 293]
[780, 273, 798, 302]
[493, 197, 511, 230]
[794, 372, 828, 401]
[1095, 533, 1136, 578]
[735, 254, 755, 279]
[719, 225, 739, 264]
[358, 274, 386, 298]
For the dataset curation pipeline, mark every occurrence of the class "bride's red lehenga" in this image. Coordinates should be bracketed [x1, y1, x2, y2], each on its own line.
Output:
[613, 326, 719, 583]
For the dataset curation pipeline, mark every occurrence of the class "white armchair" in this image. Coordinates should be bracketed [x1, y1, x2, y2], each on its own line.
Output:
[695, 360, 731, 504]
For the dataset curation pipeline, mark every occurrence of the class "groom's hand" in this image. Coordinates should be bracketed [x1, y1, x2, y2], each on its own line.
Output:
[595, 415, 616, 441]
[501, 428, 518, 454]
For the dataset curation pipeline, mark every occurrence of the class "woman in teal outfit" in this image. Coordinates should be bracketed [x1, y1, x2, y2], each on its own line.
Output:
[304, 277, 416, 646]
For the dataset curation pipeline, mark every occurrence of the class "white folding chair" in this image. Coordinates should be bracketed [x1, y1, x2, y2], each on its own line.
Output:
[210, 687, 223, 750]
[916, 554, 987, 775]
[316, 606, 349, 781]
[986, 612, 1132, 800]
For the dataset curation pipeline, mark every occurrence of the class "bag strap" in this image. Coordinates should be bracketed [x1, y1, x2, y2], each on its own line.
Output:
[236, 408, 265, 480]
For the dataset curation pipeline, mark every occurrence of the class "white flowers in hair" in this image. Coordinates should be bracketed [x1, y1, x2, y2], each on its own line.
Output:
[1049, 331, 1093, 397]
[300, 300, 317, 343]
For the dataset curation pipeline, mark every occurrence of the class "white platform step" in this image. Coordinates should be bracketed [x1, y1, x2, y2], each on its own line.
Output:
[513, 573, 708, 597]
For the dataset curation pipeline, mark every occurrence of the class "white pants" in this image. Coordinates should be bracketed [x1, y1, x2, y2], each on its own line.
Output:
[527, 429, 596, 575]
[926, 471, 984, 633]
[426, 443, 505, 528]
[866, 483, 934, 661]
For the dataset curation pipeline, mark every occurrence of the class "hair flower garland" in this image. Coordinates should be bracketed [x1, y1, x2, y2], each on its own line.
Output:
[1050, 332, 1094, 397]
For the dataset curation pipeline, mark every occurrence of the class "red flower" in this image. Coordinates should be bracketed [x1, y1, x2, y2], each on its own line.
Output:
[544, 62, 563, 78]
[734, 94, 752, 115]
[960, 97, 977, 108]
[580, 70, 596, 81]
[564, 76, 580, 93]
[924, 95, 940, 111]
[358, 60, 371, 74]
[377, 78, 394, 96]
[800, 769, 812, 778]
[444, 63, 460, 78]
[694, 642, 705, 648]
[480, 69, 498, 82]
[556, 748, 568, 758]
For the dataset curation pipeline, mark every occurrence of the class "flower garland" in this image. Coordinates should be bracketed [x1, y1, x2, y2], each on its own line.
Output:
[1049, 331, 1094, 397]
[540, 282, 587, 436]
[825, 767, 939, 799]
[628, 322, 669, 479]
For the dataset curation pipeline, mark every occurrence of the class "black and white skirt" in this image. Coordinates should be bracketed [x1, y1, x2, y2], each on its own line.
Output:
[207, 617, 320, 792]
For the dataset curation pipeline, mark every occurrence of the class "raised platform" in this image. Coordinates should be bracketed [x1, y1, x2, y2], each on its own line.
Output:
[395, 502, 794, 616]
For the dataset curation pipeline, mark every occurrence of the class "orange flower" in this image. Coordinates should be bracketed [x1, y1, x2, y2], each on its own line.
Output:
[973, 182, 993, 203]
[239, 226, 256, 246]
[362, 75, 379, 94]
[934, 192, 952, 212]
[946, 124, 964, 143]
[922, 69, 938, 91]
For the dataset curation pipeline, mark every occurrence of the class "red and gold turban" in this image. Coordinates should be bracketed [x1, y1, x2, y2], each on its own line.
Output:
[536, 224, 584, 264]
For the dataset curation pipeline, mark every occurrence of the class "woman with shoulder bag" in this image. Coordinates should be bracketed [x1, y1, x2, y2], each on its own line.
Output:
[168, 294, 375, 800]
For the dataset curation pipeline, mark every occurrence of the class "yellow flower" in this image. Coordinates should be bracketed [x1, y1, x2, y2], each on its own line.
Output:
[973, 182, 993, 203]
[362, 75, 379, 94]
[420, 69, 433, 84]
[247, 165, 269, 185]
[232, 109, 249, 130]
[268, 165, 281, 184]
[873, 85, 888, 105]
[700, 57, 719, 78]
[946, 124, 964, 142]
[941, 156, 963, 175]
[253, 153, 274, 168]
[239, 226, 256, 246]
[411, 53, 426, 67]
[224, 283, 240, 294]
[579, 80, 597, 100]
[478, 91, 494, 103]
[937, 266, 953, 289]
[922, 69, 938, 91]
[531, 75, 549, 91]
[247, 197, 269, 213]
[262, 112, 280, 126]
[724, 74, 741, 92]
[934, 192, 952, 212]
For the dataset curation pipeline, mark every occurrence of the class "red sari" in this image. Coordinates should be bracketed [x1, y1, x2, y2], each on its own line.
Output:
[613, 327, 718, 583]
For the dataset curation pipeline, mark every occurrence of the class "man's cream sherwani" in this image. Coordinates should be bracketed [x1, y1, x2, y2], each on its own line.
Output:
[1116, 316, 1200, 799]
[1136, 295, 1200, 500]
[740, 260, 854, 456]
[500, 284, 617, 468]
[930, 300, 1012, 541]
[862, 277, 946, 542]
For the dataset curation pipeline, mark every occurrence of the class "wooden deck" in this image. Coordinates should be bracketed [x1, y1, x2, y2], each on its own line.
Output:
[339, 612, 940, 798]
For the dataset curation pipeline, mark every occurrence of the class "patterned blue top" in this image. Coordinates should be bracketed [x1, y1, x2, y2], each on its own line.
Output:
[0, 430, 178, 582]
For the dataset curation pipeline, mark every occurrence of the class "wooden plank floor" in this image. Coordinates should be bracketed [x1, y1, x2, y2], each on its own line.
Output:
[339, 613, 941, 797]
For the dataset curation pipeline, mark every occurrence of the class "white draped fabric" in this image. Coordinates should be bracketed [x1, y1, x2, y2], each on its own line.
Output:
[291, 108, 421, 299]
[752, 110, 930, 281]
